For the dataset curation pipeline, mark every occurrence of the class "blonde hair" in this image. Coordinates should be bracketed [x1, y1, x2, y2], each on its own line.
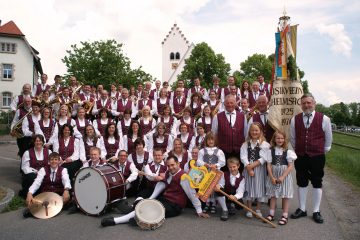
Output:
[155, 122, 168, 137]
[90, 146, 101, 155]
[270, 130, 288, 151]
[56, 105, 71, 121]
[171, 138, 186, 155]
[245, 122, 266, 146]
[140, 105, 153, 121]
[160, 88, 168, 98]
[204, 131, 219, 148]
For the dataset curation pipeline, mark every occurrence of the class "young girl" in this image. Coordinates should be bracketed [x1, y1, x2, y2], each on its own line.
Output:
[197, 106, 213, 134]
[197, 132, 226, 214]
[155, 88, 171, 119]
[265, 130, 296, 225]
[139, 105, 156, 138]
[93, 108, 113, 137]
[240, 122, 270, 218]
[177, 107, 196, 136]
[148, 122, 173, 155]
[121, 121, 148, 154]
[117, 108, 133, 136]
[177, 122, 195, 152]
[190, 123, 207, 149]
[158, 105, 177, 137]
[190, 92, 204, 119]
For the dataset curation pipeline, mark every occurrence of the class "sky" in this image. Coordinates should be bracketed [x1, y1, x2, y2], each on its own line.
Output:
[1, 0, 359, 106]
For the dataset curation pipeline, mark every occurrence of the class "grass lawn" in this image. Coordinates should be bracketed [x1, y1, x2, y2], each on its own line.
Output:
[326, 132, 360, 190]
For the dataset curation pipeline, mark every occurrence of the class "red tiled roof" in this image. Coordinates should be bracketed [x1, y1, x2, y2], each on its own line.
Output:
[0, 21, 24, 35]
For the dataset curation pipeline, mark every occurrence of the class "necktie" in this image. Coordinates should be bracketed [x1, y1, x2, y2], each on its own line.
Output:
[228, 113, 233, 127]
[52, 172, 55, 182]
[306, 114, 312, 129]
[260, 84, 263, 91]
[121, 165, 124, 174]
[254, 93, 258, 101]
[178, 98, 181, 104]
[261, 113, 267, 125]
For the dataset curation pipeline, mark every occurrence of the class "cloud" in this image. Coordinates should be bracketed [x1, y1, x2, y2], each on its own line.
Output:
[316, 23, 352, 57]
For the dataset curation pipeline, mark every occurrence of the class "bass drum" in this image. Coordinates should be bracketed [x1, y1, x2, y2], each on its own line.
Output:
[73, 164, 126, 215]
[135, 199, 165, 230]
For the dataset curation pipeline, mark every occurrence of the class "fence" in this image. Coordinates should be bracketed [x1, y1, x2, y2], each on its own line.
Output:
[332, 130, 360, 151]
[0, 110, 12, 130]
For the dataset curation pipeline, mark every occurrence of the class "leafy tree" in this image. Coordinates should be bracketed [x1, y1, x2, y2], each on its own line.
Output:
[239, 53, 273, 83]
[328, 103, 342, 119]
[176, 42, 231, 90]
[348, 102, 358, 120]
[315, 103, 330, 117]
[61, 40, 155, 91]
[333, 112, 345, 126]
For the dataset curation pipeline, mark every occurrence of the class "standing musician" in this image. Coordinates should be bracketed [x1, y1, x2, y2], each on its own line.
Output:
[121, 121, 148, 155]
[136, 83, 144, 99]
[96, 85, 104, 99]
[190, 123, 207, 150]
[112, 88, 137, 119]
[40, 90, 53, 108]
[208, 77, 222, 101]
[10, 84, 33, 114]
[171, 79, 188, 100]
[162, 81, 172, 99]
[148, 122, 173, 155]
[206, 90, 223, 114]
[80, 125, 101, 162]
[54, 87, 75, 118]
[155, 88, 171, 119]
[82, 147, 105, 168]
[53, 124, 81, 182]
[50, 75, 64, 99]
[136, 89, 157, 117]
[93, 108, 114, 137]
[248, 81, 265, 109]
[98, 122, 122, 163]
[32, 74, 51, 98]
[248, 95, 274, 143]
[149, 80, 162, 100]
[35, 107, 55, 145]
[109, 83, 120, 99]
[22, 101, 41, 151]
[171, 88, 189, 119]
[212, 95, 248, 172]
[102, 155, 209, 227]
[74, 107, 90, 137]
[92, 90, 112, 118]
[117, 108, 134, 136]
[68, 77, 78, 98]
[198, 105, 213, 133]
[221, 76, 240, 102]
[240, 98, 254, 121]
[20, 135, 52, 198]
[117, 84, 123, 94]
[165, 139, 191, 170]
[139, 106, 156, 139]
[227, 85, 241, 111]
[190, 92, 204, 119]
[90, 84, 98, 100]
[240, 80, 252, 99]
[177, 122, 195, 152]
[188, 77, 208, 103]
[158, 105, 178, 137]
[129, 87, 138, 106]
[144, 82, 152, 97]
[176, 107, 196, 136]
[78, 83, 96, 119]
[258, 74, 271, 101]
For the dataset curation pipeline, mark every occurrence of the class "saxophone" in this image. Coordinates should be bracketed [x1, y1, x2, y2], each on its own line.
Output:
[211, 101, 222, 117]
[12, 110, 33, 138]
[177, 102, 191, 118]
[84, 97, 96, 114]
[194, 108, 204, 121]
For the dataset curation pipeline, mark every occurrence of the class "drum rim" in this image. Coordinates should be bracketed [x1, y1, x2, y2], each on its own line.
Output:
[135, 199, 165, 227]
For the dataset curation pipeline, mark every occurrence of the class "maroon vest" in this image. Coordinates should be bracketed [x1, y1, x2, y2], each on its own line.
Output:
[163, 170, 187, 208]
[131, 151, 150, 170]
[58, 137, 75, 159]
[200, 116, 213, 133]
[88, 159, 105, 167]
[116, 99, 133, 112]
[114, 161, 132, 179]
[149, 89, 158, 100]
[172, 97, 187, 114]
[26, 115, 36, 133]
[140, 119, 153, 136]
[259, 83, 270, 100]
[108, 92, 120, 99]
[217, 111, 245, 153]
[138, 99, 153, 111]
[177, 133, 193, 151]
[83, 138, 98, 159]
[60, 96, 73, 107]
[127, 137, 136, 155]
[17, 95, 34, 107]
[120, 119, 133, 136]
[180, 117, 195, 135]
[190, 102, 202, 118]
[96, 99, 112, 112]
[248, 91, 264, 109]
[19, 108, 29, 118]
[207, 100, 221, 112]
[209, 87, 222, 100]
[96, 118, 111, 136]
[157, 98, 170, 115]
[28, 148, 49, 170]
[160, 116, 174, 134]
[54, 85, 64, 94]
[294, 112, 325, 157]
[57, 119, 72, 131]
[146, 162, 167, 187]
[104, 137, 119, 157]
[38, 120, 54, 141]
[195, 135, 206, 149]
[223, 171, 244, 195]
[75, 119, 89, 135]
[36, 84, 51, 96]
[41, 165, 64, 193]
[224, 86, 239, 98]
[153, 134, 169, 153]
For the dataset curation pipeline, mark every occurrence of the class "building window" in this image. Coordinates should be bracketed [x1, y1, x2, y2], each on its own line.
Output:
[170, 52, 174, 60]
[6, 44, 10, 52]
[0, 42, 16, 53]
[2, 92, 12, 107]
[175, 52, 180, 60]
[12, 44, 15, 52]
[3, 65, 13, 79]
[1, 43, 4, 51]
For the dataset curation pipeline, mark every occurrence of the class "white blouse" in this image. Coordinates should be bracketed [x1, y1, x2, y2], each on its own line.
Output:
[148, 134, 174, 155]
[197, 147, 226, 170]
[121, 135, 149, 153]
[21, 148, 52, 174]
[240, 140, 270, 166]
[22, 114, 41, 137]
[98, 136, 122, 159]
[265, 147, 297, 163]
[157, 116, 178, 137]
[116, 118, 132, 136]
[53, 137, 81, 161]
[93, 118, 114, 136]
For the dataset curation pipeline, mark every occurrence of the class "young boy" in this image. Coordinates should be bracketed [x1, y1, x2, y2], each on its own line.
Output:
[23, 152, 71, 218]
[215, 157, 245, 221]
[82, 147, 105, 168]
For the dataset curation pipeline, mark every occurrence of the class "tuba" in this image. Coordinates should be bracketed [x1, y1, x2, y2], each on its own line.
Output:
[12, 110, 33, 138]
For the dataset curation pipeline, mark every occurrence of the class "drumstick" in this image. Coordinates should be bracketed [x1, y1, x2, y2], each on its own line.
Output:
[137, 170, 156, 179]
[218, 190, 277, 228]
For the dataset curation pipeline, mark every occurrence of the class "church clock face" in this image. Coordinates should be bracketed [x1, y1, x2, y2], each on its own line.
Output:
[172, 63, 178, 69]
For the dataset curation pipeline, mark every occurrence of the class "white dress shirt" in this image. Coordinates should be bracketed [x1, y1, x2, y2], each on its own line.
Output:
[217, 172, 245, 199]
[259, 83, 271, 93]
[92, 118, 114, 136]
[153, 88, 161, 100]
[21, 148, 52, 174]
[34, 119, 54, 144]
[196, 147, 226, 170]
[11, 107, 32, 129]
[53, 137, 81, 161]
[144, 161, 166, 181]
[240, 140, 270, 166]
[22, 113, 41, 137]
[179, 133, 195, 152]
[10, 94, 31, 112]
[28, 166, 71, 194]
[157, 116, 178, 137]
[116, 118, 132, 136]
[221, 86, 240, 102]
[117, 161, 138, 186]
[247, 110, 269, 134]
[32, 84, 49, 97]
[170, 96, 190, 114]
[111, 98, 137, 118]
[92, 98, 109, 115]
[98, 136, 122, 159]
[211, 109, 248, 139]
[290, 110, 332, 152]
[148, 135, 174, 155]
[136, 98, 157, 116]
[187, 86, 209, 101]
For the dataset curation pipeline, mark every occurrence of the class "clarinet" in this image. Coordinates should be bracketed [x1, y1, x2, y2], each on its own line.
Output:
[198, 135, 205, 148]
[138, 154, 149, 190]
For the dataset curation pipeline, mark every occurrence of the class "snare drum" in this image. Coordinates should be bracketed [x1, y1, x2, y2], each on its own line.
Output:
[134, 199, 165, 230]
[73, 164, 126, 215]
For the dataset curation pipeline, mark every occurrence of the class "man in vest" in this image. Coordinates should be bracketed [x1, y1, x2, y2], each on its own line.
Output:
[136, 83, 144, 99]
[188, 77, 208, 103]
[171, 88, 190, 119]
[10, 84, 33, 114]
[111, 88, 137, 119]
[96, 85, 104, 99]
[290, 93, 332, 224]
[68, 76, 78, 98]
[258, 74, 271, 101]
[101, 155, 210, 227]
[212, 95, 247, 172]
[92, 90, 113, 118]
[171, 79, 189, 100]
[149, 80, 162, 100]
[136, 89, 157, 117]
[208, 76, 222, 101]
[50, 75, 64, 99]
[221, 76, 240, 102]
[32, 73, 50, 98]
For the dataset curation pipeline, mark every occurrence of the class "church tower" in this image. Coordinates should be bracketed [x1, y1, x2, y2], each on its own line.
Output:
[162, 23, 190, 85]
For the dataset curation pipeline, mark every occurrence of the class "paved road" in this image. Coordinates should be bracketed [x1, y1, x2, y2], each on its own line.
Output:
[0, 144, 348, 240]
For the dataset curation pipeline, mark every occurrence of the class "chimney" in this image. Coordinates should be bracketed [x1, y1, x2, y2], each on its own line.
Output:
[0, 20, 2, 27]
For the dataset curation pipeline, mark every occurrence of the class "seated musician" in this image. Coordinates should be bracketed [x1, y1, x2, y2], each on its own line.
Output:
[139, 105, 156, 139]
[165, 138, 191, 170]
[91, 90, 113, 119]
[98, 122, 122, 163]
[116, 108, 133, 137]
[136, 89, 157, 117]
[113, 150, 138, 197]
[52, 124, 81, 181]
[157, 105, 177, 137]
[22, 100, 42, 155]
[197, 105, 213, 133]
[80, 124, 102, 163]
[190, 92, 204, 119]
[190, 123, 207, 150]
[35, 107, 55, 145]
[101, 156, 210, 227]
[177, 122, 195, 152]
[111, 88, 137, 119]
[82, 147, 105, 168]
[148, 123, 173, 155]
[176, 107, 196, 136]
[23, 152, 71, 218]
[121, 121, 149, 155]
[20, 135, 52, 198]
[93, 108, 114, 137]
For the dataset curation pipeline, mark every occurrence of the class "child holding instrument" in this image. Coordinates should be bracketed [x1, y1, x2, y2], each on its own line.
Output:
[240, 122, 270, 218]
[215, 157, 245, 221]
[265, 130, 296, 225]
[197, 131, 225, 214]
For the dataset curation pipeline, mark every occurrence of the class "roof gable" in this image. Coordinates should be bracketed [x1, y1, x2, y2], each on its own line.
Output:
[162, 23, 189, 45]
[0, 21, 24, 35]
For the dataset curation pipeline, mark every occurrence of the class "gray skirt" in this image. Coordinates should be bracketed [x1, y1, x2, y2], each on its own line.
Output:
[244, 161, 267, 199]
[266, 164, 293, 198]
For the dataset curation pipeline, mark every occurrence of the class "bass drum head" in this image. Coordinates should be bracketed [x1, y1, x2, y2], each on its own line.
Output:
[74, 167, 107, 215]
[135, 199, 165, 228]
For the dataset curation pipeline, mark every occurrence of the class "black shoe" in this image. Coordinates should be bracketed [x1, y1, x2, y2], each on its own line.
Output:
[228, 205, 236, 215]
[313, 212, 324, 223]
[116, 202, 133, 214]
[252, 199, 257, 206]
[220, 211, 229, 221]
[129, 217, 138, 226]
[23, 209, 32, 218]
[68, 205, 79, 213]
[101, 217, 115, 227]
[291, 208, 307, 219]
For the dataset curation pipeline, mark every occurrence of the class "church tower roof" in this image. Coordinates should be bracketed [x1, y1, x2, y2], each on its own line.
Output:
[162, 23, 189, 45]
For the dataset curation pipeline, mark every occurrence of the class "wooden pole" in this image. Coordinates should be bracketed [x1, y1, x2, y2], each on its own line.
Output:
[219, 190, 277, 228]
[332, 130, 360, 139]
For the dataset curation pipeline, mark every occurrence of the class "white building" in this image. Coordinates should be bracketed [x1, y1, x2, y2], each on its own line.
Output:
[162, 23, 194, 85]
[0, 20, 43, 111]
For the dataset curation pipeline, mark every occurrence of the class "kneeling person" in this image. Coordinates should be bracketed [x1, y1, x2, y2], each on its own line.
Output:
[82, 147, 105, 168]
[113, 150, 138, 197]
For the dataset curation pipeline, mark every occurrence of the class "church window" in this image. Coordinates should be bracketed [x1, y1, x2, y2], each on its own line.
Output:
[170, 52, 174, 60]
[175, 52, 180, 60]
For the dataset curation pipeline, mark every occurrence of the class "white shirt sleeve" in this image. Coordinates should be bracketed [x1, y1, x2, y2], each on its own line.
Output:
[22, 116, 33, 137]
[96, 137, 107, 159]
[28, 168, 46, 194]
[218, 174, 225, 188]
[131, 102, 138, 118]
[196, 149, 205, 167]
[286, 149, 297, 162]
[240, 143, 249, 166]
[258, 142, 270, 165]
[151, 101, 157, 116]
[10, 109, 21, 129]
[10, 95, 19, 112]
[290, 116, 296, 149]
[216, 149, 226, 169]
[211, 115, 218, 134]
[79, 139, 86, 161]
[117, 121, 123, 137]
[70, 138, 81, 161]
[111, 101, 119, 116]
[61, 168, 72, 190]
[323, 115, 333, 152]
[127, 163, 139, 183]
[234, 178, 245, 199]
[21, 150, 37, 174]
[180, 177, 202, 214]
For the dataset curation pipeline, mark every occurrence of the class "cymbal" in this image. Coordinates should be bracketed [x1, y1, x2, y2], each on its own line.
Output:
[29, 192, 63, 219]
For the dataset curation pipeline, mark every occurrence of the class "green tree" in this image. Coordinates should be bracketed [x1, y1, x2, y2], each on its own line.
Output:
[176, 42, 231, 90]
[239, 53, 273, 83]
[328, 103, 342, 118]
[315, 103, 330, 117]
[61, 39, 155, 91]
[333, 112, 345, 126]
[348, 102, 358, 120]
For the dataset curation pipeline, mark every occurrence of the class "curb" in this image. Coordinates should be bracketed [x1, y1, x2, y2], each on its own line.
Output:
[0, 141, 16, 145]
[0, 187, 15, 213]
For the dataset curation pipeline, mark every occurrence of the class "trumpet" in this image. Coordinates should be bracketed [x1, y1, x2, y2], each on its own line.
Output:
[63, 96, 82, 113]
[70, 81, 84, 98]
[84, 97, 96, 114]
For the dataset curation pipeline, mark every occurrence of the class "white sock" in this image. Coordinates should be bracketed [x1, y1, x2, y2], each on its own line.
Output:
[312, 188, 322, 213]
[211, 198, 216, 205]
[230, 203, 235, 208]
[114, 211, 135, 224]
[298, 186, 308, 212]
[135, 197, 143, 202]
[149, 182, 166, 199]
[217, 197, 227, 211]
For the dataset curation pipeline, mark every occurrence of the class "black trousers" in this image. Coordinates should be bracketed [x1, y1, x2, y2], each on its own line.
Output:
[20, 173, 38, 197]
[223, 150, 244, 174]
[215, 188, 243, 210]
[294, 154, 326, 188]
[136, 187, 155, 199]
[62, 161, 82, 183]
[132, 196, 182, 219]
